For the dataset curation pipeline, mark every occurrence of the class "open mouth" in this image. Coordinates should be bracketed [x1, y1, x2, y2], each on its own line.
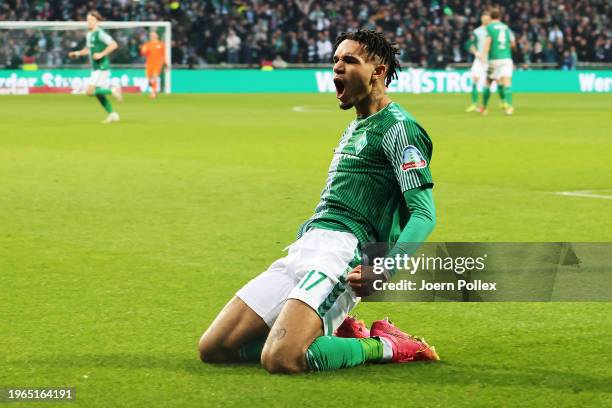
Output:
[333, 77, 345, 99]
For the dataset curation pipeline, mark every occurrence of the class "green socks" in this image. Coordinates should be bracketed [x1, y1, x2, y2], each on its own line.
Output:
[482, 88, 491, 108]
[94, 87, 113, 113]
[359, 338, 384, 361]
[238, 337, 266, 362]
[504, 86, 513, 106]
[306, 336, 383, 371]
[94, 87, 112, 96]
[95, 94, 113, 113]
[471, 83, 478, 104]
[497, 85, 505, 102]
[238, 335, 385, 371]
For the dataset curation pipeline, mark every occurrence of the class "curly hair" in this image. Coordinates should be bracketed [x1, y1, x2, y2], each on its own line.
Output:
[333, 29, 400, 87]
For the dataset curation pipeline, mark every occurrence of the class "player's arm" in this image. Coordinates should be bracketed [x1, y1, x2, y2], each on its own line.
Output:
[92, 31, 118, 61]
[162, 44, 168, 68]
[375, 187, 436, 267]
[395, 187, 436, 246]
[348, 188, 435, 296]
[68, 47, 88, 59]
[93, 40, 118, 60]
[510, 31, 517, 51]
[467, 34, 478, 57]
[482, 36, 491, 63]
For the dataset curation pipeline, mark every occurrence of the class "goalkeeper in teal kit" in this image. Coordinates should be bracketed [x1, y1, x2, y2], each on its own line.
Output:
[198, 30, 439, 373]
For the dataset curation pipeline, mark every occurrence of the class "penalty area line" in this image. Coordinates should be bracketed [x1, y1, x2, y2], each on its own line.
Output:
[554, 190, 612, 200]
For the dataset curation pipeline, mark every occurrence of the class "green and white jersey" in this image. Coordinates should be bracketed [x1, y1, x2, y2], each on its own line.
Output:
[299, 102, 434, 246]
[86, 28, 114, 70]
[486, 21, 515, 60]
[472, 26, 488, 54]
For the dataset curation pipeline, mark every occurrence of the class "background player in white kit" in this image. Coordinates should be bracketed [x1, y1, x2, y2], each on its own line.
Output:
[465, 11, 491, 112]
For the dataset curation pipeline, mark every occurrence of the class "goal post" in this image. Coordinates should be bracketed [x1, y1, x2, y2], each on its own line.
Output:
[0, 20, 172, 93]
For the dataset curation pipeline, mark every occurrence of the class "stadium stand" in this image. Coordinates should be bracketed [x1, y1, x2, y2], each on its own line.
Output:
[0, 0, 610, 68]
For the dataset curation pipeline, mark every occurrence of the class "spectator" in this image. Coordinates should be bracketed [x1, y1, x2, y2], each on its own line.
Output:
[548, 25, 563, 45]
[543, 42, 558, 64]
[227, 29, 241, 64]
[272, 54, 288, 68]
[561, 47, 578, 70]
[316, 31, 332, 62]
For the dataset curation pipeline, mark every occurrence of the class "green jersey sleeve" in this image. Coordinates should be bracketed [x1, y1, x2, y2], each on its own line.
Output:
[382, 120, 434, 192]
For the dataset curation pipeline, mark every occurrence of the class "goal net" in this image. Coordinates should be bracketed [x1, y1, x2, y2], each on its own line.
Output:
[0, 21, 171, 94]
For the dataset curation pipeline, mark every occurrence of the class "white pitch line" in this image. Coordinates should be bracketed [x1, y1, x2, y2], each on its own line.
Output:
[555, 190, 612, 200]
[292, 105, 331, 113]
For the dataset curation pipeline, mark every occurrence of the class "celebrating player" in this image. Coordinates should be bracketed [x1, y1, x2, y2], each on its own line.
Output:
[140, 31, 166, 99]
[482, 9, 516, 115]
[465, 11, 491, 112]
[198, 30, 439, 374]
[68, 11, 122, 124]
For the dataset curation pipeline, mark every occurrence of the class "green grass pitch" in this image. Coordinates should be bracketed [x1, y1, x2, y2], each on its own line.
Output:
[1, 93, 611, 407]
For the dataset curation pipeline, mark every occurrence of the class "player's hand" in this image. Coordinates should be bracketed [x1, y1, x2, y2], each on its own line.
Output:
[93, 52, 103, 60]
[68, 51, 78, 59]
[347, 265, 388, 297]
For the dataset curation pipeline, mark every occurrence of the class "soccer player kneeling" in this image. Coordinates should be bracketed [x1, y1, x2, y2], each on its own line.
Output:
[198, 30, 439, 374]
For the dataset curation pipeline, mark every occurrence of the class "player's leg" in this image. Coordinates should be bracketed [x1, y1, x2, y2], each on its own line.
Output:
[199, 250, 298, 363]
[261, 296, 387, 374]
[501, 64, 514, 114]
[150, 74, 158, 99]
[482, 79, 492, 114]
[260, 299, 322, 373]
[146, 66, 156, 98]
[466, 74, 479, 112]
[260, 229, 387, 374]
[497, 82, 505, 107]
[481, 62, 495, 114]
[466, 59, 482, 112]
[88, 70, 118, 122]
[198, 296, 269, 363]
[150, 75, 158, 98]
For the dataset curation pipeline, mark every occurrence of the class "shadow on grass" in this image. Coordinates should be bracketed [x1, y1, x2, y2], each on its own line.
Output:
[9, 353, 611, 394]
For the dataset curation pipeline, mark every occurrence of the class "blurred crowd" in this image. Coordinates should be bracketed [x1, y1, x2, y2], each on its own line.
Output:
[0, 0, 610, 68]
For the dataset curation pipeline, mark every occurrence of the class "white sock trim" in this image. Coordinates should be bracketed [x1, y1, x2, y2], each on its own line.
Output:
[379, 337, 393, 362]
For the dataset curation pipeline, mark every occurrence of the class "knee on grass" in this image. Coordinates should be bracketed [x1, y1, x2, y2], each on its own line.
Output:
[260, 344, 307, 374]
[198, 336, 237, 363]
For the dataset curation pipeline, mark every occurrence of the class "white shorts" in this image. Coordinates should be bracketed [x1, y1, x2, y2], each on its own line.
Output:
[89, 70, 110, 88]
[470, 58, 487, 78]
[487, 59, 513, 80]
[236, 228, 361, 336]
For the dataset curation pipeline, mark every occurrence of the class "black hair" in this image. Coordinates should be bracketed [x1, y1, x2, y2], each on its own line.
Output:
[333, 29, 400, 87]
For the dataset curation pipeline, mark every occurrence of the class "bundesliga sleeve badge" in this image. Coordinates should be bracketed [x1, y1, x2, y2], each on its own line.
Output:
[401, 145, 427, 170]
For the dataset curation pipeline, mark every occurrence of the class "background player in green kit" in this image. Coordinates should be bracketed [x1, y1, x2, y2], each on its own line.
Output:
[69, 11, 122, 124]
[198, 30, 439, 374]
[482, 9, 516, 115]
[465, 11, 491, 112]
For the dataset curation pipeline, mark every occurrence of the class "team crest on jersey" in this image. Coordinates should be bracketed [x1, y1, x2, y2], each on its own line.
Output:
[401, 145, 427, 170]
[354, 134, 368, 154]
